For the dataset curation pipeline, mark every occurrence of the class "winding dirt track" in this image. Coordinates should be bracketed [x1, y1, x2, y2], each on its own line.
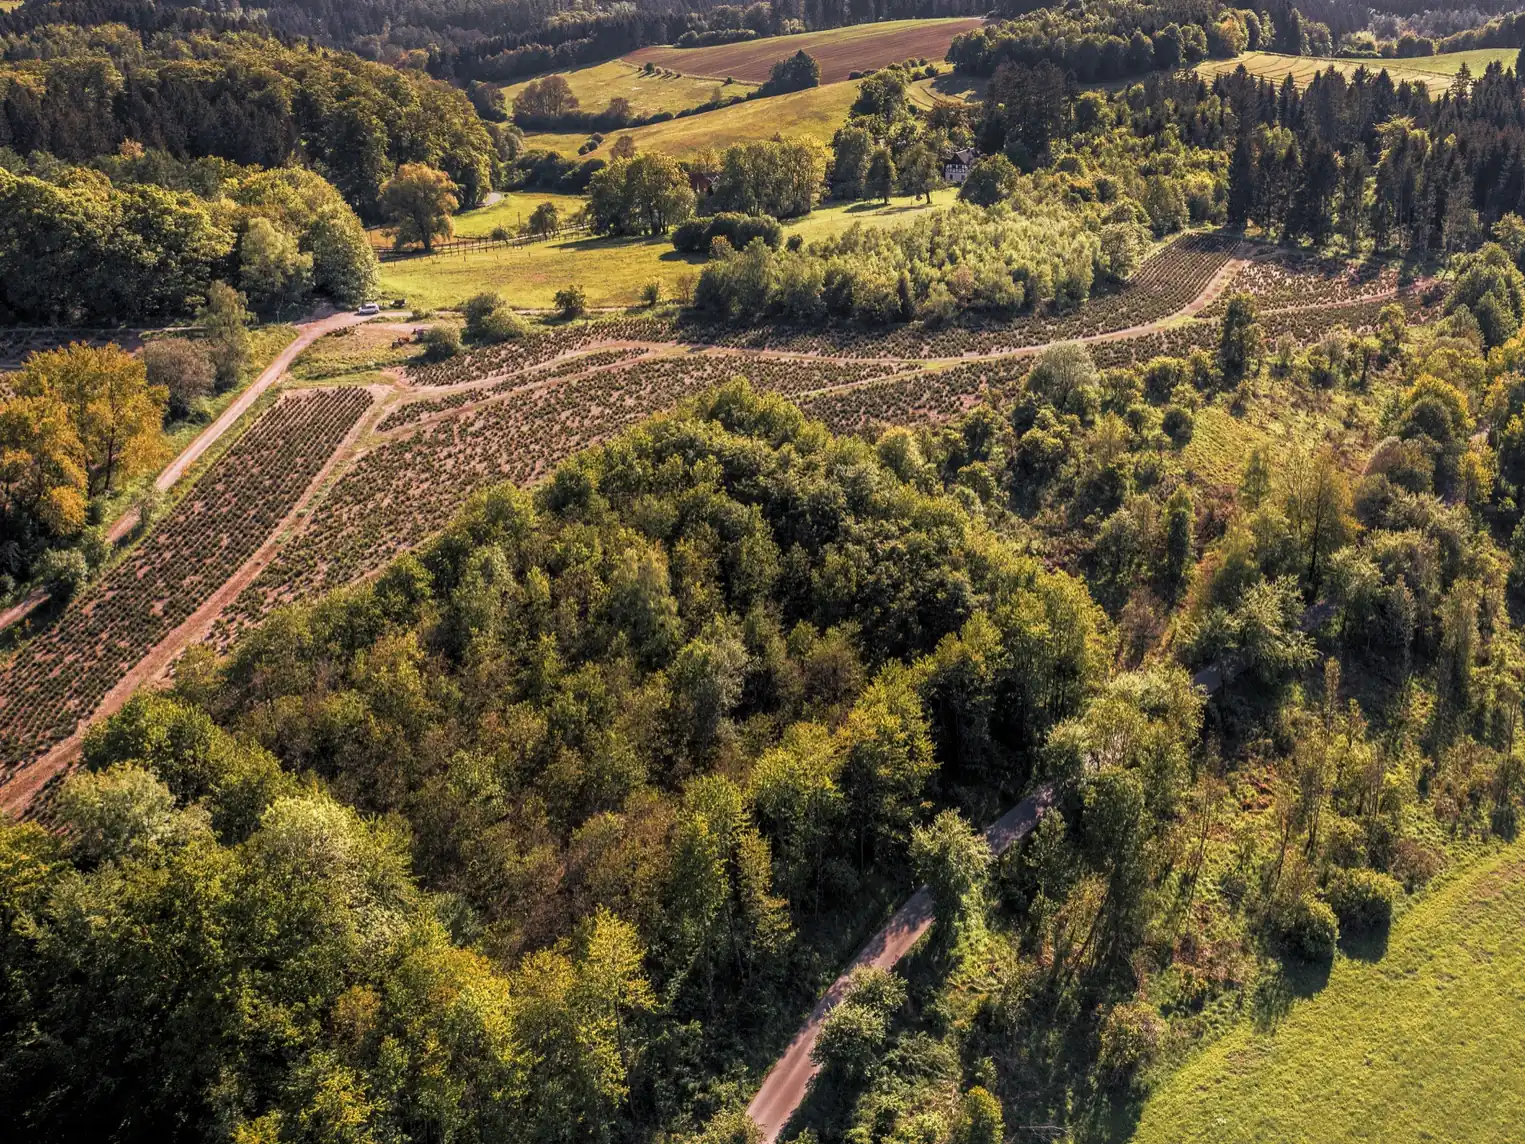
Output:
[0, 310, 396, 640]
[746, 786, 1055, 1142]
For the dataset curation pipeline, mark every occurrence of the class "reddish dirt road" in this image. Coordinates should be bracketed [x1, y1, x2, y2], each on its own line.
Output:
[746, 784, 1055, 1142]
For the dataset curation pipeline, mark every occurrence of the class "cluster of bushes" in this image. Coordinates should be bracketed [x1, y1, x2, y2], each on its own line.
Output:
[672, 212, 783, 254]
[692, 197, 1148, 325]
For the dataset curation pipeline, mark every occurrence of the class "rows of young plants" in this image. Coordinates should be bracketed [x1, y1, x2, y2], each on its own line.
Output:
[406, 316, 674, 387]
[1198, 251, 1404, 318]
[797, 356, 1032, 433]
[0, 388, 373, 771]
[377, 347, 648, 431]
[215, 354, 756, 640]
[1258, 293, 1434, 342]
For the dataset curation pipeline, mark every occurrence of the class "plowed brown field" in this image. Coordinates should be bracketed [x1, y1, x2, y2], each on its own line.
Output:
[624, 17, 984, 85]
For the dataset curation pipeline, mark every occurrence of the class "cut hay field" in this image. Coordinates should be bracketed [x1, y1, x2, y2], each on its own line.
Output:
[1132, 841, 1525, 1144]
[1197, 47, 1518, 89]
[624, 17, 984, 84]
[378, 189, 959, 310]
[500, 59, 755, 120]
[520, 78, 861, 158]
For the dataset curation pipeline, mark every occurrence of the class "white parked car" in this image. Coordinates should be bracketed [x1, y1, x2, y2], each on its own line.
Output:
[356, 302, 380, 315]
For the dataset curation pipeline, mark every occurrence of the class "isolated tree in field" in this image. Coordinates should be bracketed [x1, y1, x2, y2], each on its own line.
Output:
[1217, 292, 1262, 384]
[198, 281, 252, 389]
[588, 154, 694, 236]
[910, 809, 991, 940]
[760, 50, 820, 96]
[513, 74, 579, 123]
[555, 285, 587, 319]
[898, 143, 941, 204]
[853, 68, 909, 119]
[959, 153, 1019, 207]
[381, 163, 458, 253]
[526, 201, 561, 237]
[609, 133, 637, 161]
[867, 148, 896, 204]
[143, 338, 214, 420]
[238, 218, 313, 311]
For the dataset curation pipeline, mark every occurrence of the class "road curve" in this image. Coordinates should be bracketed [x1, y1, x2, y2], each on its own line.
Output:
[746, 784, 1056, 1143]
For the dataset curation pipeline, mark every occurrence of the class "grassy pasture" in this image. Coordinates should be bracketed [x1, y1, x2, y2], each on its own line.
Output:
[520, 78, 861, 159]
[451, 191, 589, 238]
[624, 17, 984, 85]
[499, 59, 755, 120]
[1133, 841, 1525, 1144]
[378, 189, 959, 310]
[1197, 48, 1519, 90]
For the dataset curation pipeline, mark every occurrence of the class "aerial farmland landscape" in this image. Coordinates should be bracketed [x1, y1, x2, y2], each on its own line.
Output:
[2, 1, 1525, 1142]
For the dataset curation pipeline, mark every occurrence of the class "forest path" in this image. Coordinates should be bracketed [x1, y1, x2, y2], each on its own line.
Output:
[746, 786, 1055, 1143]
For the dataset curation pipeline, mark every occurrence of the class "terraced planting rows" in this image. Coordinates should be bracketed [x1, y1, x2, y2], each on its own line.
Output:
[377, 347, 650, 431]
[407, 318, 670, 385]
[216, 355, 754, 636]
[1201, 253, 1403, 317]
[0, 388, 373, 771]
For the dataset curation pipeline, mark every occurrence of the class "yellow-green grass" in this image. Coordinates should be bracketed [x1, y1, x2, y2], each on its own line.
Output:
[378, 190, 958, 310]
[520, 79, 861, 159]
[500, 59, 755, 121]
[1134, 841, 1525, 1144]
[1197, 48, 1518, 90]
[451, 191, 588, 238]
[624, 18, 984, 85]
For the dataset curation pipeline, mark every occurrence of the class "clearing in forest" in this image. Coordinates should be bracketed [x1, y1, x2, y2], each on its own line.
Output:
[499, 59, 757, 120]
[624, 17, 985, 85]
[1197, 47, 1518, 90]
[521, 78, 862, 158]
[1133, 841, 1525, 1144]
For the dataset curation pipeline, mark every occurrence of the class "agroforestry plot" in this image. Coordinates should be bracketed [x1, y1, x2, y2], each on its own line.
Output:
[0, 388, 373, 772]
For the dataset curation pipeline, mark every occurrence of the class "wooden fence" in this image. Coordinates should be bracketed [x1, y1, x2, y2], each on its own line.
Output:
[373, 224, 593, 263]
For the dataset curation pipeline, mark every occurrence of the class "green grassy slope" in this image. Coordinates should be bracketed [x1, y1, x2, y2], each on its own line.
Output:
[1197, 48, 1518, 90]
[1134, 842, 1525, 1144]
[500, 59, 755, 120]
[520, 78, 862, 159]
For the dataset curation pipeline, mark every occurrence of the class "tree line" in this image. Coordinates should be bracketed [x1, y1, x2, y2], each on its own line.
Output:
[0, 26, 499, 220]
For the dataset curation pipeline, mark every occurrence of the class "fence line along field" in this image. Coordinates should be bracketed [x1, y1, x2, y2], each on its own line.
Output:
[0, 388, 373, 773]
[624, 17, 985, 84]
[1196, 47, 1519, 90]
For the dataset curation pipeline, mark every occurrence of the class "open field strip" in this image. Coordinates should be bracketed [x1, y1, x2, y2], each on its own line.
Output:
[624, 17, 984, 84]
[1134, 840, 1525, 1144]
[501, 58, 756, 119]
[520, 77, 862, 158]
[1198, 47, 1519, 89]
[377, 189, 961, 310]
[450, 190, 591, 237]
